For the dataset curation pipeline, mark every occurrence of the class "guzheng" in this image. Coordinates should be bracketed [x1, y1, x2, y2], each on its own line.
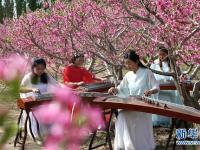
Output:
[93, 96, 200, 124]
[76, 80, 194, 92]
[17, 93, 55, 110]
[17, 92, 111, 110]
[15, 92, 113, 150]
[76, 81, 114, 92]
[160, 82, 193, 91]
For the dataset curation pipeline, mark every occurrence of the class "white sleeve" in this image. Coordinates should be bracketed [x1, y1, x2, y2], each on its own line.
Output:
[150, 63, 155, 70]
[20, 73, 33, 98]
[116, 74, 130, 98]
[147, 70, 159, 91]
[20, 73, 31, 88]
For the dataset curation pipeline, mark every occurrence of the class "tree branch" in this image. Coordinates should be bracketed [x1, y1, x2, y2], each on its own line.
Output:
[120, 0, 154, 24]
[30, 36, 65, 61]
[190, 65, 200, 80]
[192, 81, 200, 101]
[140, 0, 165, 25]
[183, 65, 194, 74]
[177, 54, 192, 67]
[149, 67, 175, 76]
[89, 50, 118, 67]
[180, 25, 200, 47]
[87, 57, 96, 71]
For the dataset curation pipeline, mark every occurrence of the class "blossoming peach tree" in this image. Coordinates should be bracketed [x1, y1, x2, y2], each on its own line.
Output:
[0, 0, 199, 149]
[0, 54, 104, 149]
[0, 0, 199, 108]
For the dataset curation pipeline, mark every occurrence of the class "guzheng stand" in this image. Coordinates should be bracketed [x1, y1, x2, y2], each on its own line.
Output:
[14, 92, 115, 150]
[165, 118, 189, 150]
[88, 109, 115, 150]
[14, 99, 44, 150]
[160, 82, 193, 150]
[77, 83, 115, 150]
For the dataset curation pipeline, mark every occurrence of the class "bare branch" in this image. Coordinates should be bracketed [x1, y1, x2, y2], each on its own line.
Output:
[120, 0, 154, 24]
[69, 32, 78, 52]
[183, 65, 194, 74]
[140, 58, 175, 76]
[87, 57, 96, 71]
[92, 68, 107, 74]
[180, 25, 200, 47]
[177, 54, 192, 67]
[140, 0, 165, 25]
[149, 67, 175, 76]
[112, 26, 129, 41]
[132, 27, 164, 44]
[119, 38, 135, 57]
[190, 65, 200, 80]
[89, 50, 118, 67]
[140, 57, 154, 68]
[30, 36, 65, 61]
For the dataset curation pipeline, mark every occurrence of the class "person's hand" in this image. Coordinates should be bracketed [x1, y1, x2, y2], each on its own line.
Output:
[77, 81, 85, 86]
[144, 90, 152, 97]
[32, 88, 40, 93]
[108, 87, 118, 95]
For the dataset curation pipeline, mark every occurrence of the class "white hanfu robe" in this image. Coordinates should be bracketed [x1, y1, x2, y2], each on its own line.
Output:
[150, 59, 182, 127]
[114, 67, 159, 150]
[19, 72, 58, 139]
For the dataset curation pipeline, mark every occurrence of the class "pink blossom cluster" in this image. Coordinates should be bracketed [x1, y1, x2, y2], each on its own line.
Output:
[34, 86, 104, 150]
[0, 54, 30, 81]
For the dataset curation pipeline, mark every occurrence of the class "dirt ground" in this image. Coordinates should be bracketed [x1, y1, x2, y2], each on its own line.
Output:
[1, 100, 200, 150]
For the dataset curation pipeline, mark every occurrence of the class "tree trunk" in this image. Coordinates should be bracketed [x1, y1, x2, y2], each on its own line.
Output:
[0, 0, 3, 23]
[4, 0, 14, 19]
[117, 66, 123, 80]
[168, 50, 200, 109]
[13, 0, 17, 18]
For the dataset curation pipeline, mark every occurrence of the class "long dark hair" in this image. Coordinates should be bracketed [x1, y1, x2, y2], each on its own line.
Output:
[124, 50, 146, 68]
[71, 53, 84, 64]
[158, 46, 171, 71]
[31, 58, 48, 84]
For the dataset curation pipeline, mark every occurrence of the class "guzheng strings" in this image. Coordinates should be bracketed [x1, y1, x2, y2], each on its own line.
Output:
[142, 96, 200, 113]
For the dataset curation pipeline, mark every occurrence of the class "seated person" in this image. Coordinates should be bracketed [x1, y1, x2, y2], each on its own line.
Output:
[63, 53, 104, 88]
[19, 58, 58, 141]
[150, 46, 182, 127]
[108, 50, 159, 150]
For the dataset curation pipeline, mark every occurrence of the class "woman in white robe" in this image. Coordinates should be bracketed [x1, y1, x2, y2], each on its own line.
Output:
[150, 46, 182, 127]
[19, 58, 58, 140]
[108, 50, 159, 150]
